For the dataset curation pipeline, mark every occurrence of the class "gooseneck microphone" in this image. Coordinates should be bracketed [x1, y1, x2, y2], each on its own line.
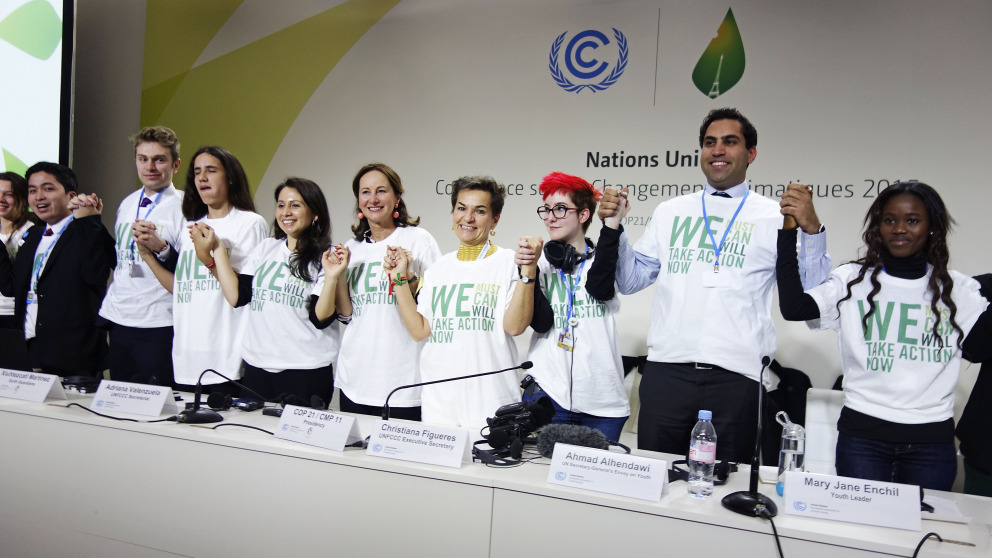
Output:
[176, 368, 273, 424]
[381, 361, 534, 420]
[721, 356, 779, 518]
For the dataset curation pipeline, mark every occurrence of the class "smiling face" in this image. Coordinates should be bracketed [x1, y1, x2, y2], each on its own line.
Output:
[540, 192, 588, 247]
[0, 179, 17, 222]
[275, 186, 315, 241]
[700, 118, 756, 190]
[452, 189, 498, 246]
[192, 153, 229, 212]
[880, 193, 930, 258]
[27, 171, 74, 225]
[356, 169, 398, 229]
[135, 141, 180, 193]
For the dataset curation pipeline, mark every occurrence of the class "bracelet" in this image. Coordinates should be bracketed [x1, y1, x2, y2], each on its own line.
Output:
[205, 260, 216, 269]
[388, 274, 409, 296]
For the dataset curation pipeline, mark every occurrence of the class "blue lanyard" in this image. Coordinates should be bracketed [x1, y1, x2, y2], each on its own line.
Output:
[556, 256, 587, 334]
[130, 189, 164, 256]
[29, 217, 74, 299]
[701, 190, 749, 272]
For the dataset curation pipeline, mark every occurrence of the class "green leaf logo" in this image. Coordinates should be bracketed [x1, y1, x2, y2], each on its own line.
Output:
[692, 8, 745, 98]
[2, 148, 28, 175]
[0, 0, 63, 60]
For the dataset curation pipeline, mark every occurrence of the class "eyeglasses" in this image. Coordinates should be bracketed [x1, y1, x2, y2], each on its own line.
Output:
[536, 205, 578, 219]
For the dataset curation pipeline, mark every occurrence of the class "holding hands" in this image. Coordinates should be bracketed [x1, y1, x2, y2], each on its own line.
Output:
[597, 187, 630, 229]
[322, 244, 350, 279]
[780, 183, 821, 233]
[383, 245, 412, 277]
[515, 236, 544, 279]
[69, 193, 104, 218]
[133, 219, 168, 253]
[189, 222, 222, 265]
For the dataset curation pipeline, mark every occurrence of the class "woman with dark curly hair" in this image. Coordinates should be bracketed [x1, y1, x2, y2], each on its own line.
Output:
[777, 181, 991, 490]
[0, 172, 39, 331]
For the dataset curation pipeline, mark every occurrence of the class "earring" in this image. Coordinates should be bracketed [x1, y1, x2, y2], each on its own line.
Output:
[490, 229, 496, 237]
[392, 203, 399, 219]
[357, 212, 365, 220]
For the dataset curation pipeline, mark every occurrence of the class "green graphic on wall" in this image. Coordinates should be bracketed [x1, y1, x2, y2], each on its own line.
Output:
[141, 0, 401, 194]
[0, 0, 61, 59]
[691, 8, 745, 99]
[2, 148, 28, 175]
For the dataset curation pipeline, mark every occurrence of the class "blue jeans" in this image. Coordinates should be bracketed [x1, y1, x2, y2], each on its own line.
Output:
[522, 389, 628, 443]
[835, 433, 957, 491]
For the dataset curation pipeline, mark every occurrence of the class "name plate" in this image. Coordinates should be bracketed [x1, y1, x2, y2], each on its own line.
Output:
[783, 471, 921, 531]
[366, 419, 469, 469]
[275, 405, 361, 452]
[547, 444, 668, 501]
[0, 369, 66, 402]
[91, 380, 177, 416]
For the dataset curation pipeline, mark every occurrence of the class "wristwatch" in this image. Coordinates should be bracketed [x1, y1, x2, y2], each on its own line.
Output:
[519, 273, 536, 284]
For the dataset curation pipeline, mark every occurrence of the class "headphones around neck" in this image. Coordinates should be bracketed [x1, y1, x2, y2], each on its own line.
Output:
[543, 238, 595, 274]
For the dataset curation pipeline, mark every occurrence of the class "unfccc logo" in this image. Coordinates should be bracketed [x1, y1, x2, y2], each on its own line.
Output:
[549, 28, 628, 93]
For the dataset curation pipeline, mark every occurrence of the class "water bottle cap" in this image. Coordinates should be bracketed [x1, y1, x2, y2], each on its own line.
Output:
[698, 410, 712, 420]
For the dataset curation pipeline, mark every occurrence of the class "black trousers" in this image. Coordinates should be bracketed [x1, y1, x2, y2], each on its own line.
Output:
[241, 361, 334, 408]
[106, 323, 174, 386]
[340, 391, 422, 422]
[637, 361, 760, 463]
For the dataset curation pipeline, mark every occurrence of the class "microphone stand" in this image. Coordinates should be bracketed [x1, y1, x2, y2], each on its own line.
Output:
[721, 357, 778, 517]
[176, 368, 273, 424]
[381, 362, 533, 420]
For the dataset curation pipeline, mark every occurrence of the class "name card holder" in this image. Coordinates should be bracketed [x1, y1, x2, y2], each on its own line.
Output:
[366, 419, 469, 469]
[91, 380, 178, 417]
[783, 471, 921, 531]
[275, 405, 361, 452]
[0, 369, 66, 402]
[547, 443, 668, 501]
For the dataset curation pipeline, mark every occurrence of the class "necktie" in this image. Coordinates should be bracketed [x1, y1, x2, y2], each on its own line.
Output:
[43, 228, 54, 236]
[139, 197, 153, 207]
[712, 191, 731, 198]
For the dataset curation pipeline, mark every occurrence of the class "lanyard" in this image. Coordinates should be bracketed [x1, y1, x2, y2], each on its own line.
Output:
[556, 256, 587, 334]
[28, 217, 74, 300]
[476, 240, 491, 261]
[130, 189, 164, 257]
[701, 190, 748, 273]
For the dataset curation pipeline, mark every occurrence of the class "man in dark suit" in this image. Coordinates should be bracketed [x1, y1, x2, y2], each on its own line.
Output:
[0, 162, 115, 376]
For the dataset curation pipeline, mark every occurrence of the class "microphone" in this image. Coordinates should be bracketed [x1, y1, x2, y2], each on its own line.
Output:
[176, 368, 273, 424]
[721, 356, 778, 517]
[536, 423, 609, 457]
[381, 361, 533, 420]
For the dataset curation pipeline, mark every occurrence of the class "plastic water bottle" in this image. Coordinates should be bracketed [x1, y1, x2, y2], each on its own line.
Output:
[775, 411, 806, 496]
[688, 410, 717, 498]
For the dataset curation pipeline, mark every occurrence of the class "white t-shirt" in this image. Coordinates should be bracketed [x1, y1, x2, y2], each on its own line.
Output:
[808, 265, 987, 424]
[0, 220, 33, 316]
[99, 185, 185, 327]
[633, 190, 782, 382]
[240, 238, 340, 372]
[416, 247, 521, 430]
[172, 208, 268, 385]
[527, 253, 629, 417]
[336, 226, 441, 407]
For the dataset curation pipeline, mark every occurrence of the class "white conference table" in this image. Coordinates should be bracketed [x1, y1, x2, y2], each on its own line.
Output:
[0, 392, 989, 558]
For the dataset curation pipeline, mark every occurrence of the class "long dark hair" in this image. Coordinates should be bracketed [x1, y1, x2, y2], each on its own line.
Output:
[837, 181, 962, 347]
[0, 171, 40, 233]
[182, 146, 256, 220]
[273, 178, 331, 283]
[350, 163, 420, 241]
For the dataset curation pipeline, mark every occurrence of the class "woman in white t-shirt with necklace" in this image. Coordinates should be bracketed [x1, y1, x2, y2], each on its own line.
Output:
[390, 176, 541, 431]
[333, 163, 441, 420]
[192, 177, 345, 405]
[0, 172, 40, 338]
[140, 146, 268, 392]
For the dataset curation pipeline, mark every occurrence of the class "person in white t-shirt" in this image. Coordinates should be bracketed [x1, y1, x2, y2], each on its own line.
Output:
[516, 172, 630, 443]
[389, 176, 541, 431]
[333, 163, 441, 420]
[778, 181, 991, 490]
[98, 127, 186, 386]
[0, 173, 39, 328]
[139, 146, 267, 393]
[192, 177, 345, 405]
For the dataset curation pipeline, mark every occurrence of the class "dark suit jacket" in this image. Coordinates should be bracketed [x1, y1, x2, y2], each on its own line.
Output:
[0, 215, 115, 376]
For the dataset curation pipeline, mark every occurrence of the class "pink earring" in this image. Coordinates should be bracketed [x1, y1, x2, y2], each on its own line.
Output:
[357, 212, 365, 220]
[392, 203, 399, 219]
